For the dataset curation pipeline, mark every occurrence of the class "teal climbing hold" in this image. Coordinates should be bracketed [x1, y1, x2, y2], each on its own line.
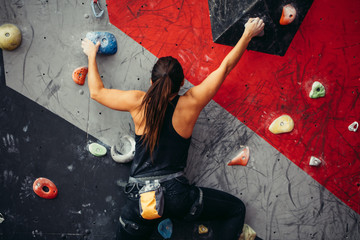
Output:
[86, 32, 117, 55]
[309, 81, 325, 98]
[158, 218, 173, 239]
[88, 142, 107, 157]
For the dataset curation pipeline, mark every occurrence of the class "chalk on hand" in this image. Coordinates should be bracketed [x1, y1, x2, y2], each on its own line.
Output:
[244, 19, 264, 37]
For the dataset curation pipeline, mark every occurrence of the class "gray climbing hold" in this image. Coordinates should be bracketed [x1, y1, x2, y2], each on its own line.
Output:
[84, 14, 90, 19]
[111, 135, 136, 163]
[309, 156, 321, 166]
[348, 121, 358, 132]
[79, 89, 84, 95]
[309, 81, 325, 98]
[88, 142, 107, 157]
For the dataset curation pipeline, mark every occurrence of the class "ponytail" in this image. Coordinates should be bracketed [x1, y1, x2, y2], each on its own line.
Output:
[140, 57, 184, 157]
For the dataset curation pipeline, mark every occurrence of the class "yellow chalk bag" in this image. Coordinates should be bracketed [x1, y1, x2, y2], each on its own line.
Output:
[138, 180, 164, 220]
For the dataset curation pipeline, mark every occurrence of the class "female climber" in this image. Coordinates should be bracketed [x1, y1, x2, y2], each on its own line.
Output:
[81, 17, 264, 240]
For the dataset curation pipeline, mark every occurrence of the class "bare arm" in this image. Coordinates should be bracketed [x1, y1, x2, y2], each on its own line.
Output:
[81, 39, 144, 112]
[186, 18, 265, 109]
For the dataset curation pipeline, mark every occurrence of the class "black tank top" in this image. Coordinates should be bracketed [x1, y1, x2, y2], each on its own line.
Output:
[130, 95, 192, 177]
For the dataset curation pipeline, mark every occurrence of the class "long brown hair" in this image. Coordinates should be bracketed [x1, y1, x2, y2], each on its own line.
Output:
[140, 56, 184, 156]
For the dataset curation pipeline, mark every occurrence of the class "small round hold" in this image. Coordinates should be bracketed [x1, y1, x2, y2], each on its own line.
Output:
[85, 229, 91, 235]
[84, 14, 90, 19]
[60, 233, 66, 239]
[33, 177, 58, 199]
[79, 89, 84, 95]
[0, 23, 22, 51]
[89, 142, 107, 157]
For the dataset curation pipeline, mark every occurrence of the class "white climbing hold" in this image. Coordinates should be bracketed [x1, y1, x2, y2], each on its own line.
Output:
[309, 156, 321, 166]
[111, 135, 136, 163]
[269, 115, 294, 134]
[348, 121, 358, 132]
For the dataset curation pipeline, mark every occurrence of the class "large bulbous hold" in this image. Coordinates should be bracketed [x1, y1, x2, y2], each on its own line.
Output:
[0, 23, 22, 51]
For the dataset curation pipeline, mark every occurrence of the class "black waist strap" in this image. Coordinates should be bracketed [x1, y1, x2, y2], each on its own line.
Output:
[128, 172, 184, 184]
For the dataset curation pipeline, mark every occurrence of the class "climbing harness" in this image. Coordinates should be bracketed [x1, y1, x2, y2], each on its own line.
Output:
[91, 0, 104, 18]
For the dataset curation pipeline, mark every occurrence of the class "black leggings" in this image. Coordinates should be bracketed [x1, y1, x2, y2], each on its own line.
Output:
[117, 177, 246, 240]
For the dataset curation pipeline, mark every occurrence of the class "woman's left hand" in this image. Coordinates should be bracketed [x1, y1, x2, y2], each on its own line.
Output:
[81, 38, 100, 58]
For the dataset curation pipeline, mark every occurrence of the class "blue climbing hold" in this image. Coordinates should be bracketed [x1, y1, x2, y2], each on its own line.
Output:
[158, 218, 173, 239]
[86, 32, 117, 55]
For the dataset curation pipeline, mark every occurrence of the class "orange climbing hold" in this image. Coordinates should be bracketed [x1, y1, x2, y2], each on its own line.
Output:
[33, 177, 58, 199]
[228, 146, 250, 166]
[280, 4, 297, 25]
[72, 67, 88, 85]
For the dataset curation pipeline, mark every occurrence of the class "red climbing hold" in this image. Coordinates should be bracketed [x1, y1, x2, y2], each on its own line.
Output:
[228, 146, 250, 166]
[72, 67, 88, 85]
[279, 4, 297, 25]
[33, 177, 58, 199]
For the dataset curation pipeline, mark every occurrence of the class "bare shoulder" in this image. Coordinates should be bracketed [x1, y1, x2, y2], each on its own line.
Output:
[172, 90, 203, 138]
[128, 90, 146, 112]
[178, 88, 204, 114]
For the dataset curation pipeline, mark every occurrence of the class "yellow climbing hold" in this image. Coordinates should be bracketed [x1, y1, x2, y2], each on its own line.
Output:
[269, 115, 294, 134]
[198, 224, 208, 234]
[0, 23, 22, 51]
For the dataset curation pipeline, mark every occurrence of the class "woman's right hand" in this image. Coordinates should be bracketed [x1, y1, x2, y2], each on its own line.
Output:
[244, 17, 265, 39]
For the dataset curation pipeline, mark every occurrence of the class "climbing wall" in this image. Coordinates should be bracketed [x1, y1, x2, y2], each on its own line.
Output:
[107, 0, 360, 214]
[0, 0, 359, 239]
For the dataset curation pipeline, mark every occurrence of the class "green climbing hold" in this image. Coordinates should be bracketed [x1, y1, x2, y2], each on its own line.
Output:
[88, 142, 107, 157]
[309, 81, 325, 99]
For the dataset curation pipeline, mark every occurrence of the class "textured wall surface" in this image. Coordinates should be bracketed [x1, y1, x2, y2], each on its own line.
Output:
[0, 0, 359, 239]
